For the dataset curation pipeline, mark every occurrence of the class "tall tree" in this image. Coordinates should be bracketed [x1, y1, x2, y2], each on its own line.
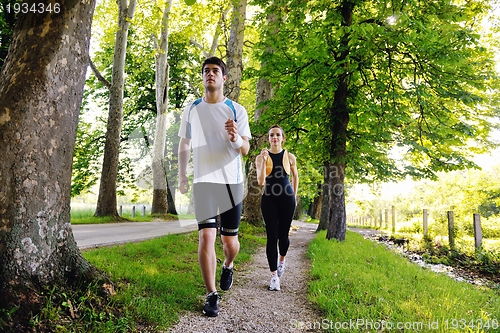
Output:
[0, 0, 107, 328]
[224, 0, 247, 101]
[323, 1, 352, 240]
[254, 0, 500, 240]
[151, 0, 175, 214]
[78, 0, 224, 209]
[243, 4, 278, 225]
[94, 0, 137, 217]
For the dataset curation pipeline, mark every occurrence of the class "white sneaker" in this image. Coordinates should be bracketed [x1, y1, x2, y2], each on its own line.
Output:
[277, 261, 285, 277]
[268, 276, 280, 291]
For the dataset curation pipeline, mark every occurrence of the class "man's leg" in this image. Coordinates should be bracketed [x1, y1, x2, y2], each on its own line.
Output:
[193, 183, 219, 293]
[219, 191, 242, 268]
[219, 184, 243, 290]
[199, 227, 217, 293]
[221, 234, 240, 269]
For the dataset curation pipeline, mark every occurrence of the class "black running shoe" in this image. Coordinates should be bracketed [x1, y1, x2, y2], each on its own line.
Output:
[202, 291, 220, 317]
[220, 266, 233, 291]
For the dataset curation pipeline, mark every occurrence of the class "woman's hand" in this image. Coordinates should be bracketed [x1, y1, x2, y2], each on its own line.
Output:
[255, 148, 269, 186]
[258, 148, 269, 159]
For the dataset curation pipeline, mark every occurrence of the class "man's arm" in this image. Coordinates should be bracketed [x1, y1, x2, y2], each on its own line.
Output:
[178, 137, 191, 194]
[225, 119, 250, 156]
[239, 137, 250, 156]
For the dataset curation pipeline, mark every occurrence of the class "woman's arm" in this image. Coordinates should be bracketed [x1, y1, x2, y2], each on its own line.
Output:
[255, 149, 268, 186]
[289, 152, 299, 203]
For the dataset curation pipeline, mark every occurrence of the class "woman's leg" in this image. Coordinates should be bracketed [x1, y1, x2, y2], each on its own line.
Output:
[277, 195, 296, 259]
[261, 196, 280, 272]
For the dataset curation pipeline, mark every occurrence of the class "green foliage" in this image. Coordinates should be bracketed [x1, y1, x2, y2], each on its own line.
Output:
[393, 166, 500, 235]
[0, 0, 20, 70]
[74, 0, 242, 198]
[309, 230, 500, 332]
[72, 121, 103, 197]
[420, 237, 500, 277]
[251, 0, 500, 187]
[1, 282, 132, 333]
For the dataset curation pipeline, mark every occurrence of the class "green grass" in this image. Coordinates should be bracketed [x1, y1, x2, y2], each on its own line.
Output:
[1, 218, 264, 332]
[308, 230, 500, 332]
[17, 206, 500, 332]
[70, 208, 183, 224]
[81, 222, 266, 331]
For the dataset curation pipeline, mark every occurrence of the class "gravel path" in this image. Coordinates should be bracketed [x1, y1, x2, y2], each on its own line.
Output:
[167, 220, 323, 333]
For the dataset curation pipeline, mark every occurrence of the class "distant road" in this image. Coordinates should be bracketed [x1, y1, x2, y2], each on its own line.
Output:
[72, 221, 379, 250]
[72, 219, 197, 249]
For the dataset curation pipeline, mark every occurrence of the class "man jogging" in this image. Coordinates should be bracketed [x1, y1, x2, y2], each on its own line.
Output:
[178, 56, 251, 317]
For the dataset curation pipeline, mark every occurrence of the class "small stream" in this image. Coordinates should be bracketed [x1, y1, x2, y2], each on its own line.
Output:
[362, 232, 500, 291]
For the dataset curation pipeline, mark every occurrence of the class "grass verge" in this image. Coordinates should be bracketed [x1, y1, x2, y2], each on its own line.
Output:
[308, 230, 500, 333]
[1, 222, 266, 332]
[81, 222, 266, 331]
[70, 209, 186, 224]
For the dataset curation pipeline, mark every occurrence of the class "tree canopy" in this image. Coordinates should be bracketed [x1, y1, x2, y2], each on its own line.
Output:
[70, 0, 500, 236]
[252, 0, 500, 182]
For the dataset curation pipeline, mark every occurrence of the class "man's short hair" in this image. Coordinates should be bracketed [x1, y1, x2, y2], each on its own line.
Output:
[202, 56, 228, 77]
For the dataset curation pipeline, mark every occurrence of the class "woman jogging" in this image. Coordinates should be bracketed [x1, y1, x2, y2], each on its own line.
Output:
[255, 125, 298, 291]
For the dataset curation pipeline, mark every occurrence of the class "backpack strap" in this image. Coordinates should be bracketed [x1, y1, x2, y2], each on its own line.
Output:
[224, 98, 237, 122]
[283, 150, 291, 175]
[186, 98, 203, 138]
[186, 98, 237, 138]
[265, 152, 273, 177]
[265, 150, 291, 177]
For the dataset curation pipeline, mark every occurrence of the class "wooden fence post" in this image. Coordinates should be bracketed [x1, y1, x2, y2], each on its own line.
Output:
[473, 213, 482, 250]
[385, 209, 389, 229]
[119, 205, 122, 217]
[391, 205, 396, 233]
[142, 205, 146, 217]
[132, 205, 136, 218]
[447, 211, 455, 249]
[423, 209, 428, 237]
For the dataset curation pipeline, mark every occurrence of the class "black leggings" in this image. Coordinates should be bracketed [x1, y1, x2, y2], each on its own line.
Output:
[261, 193, 296, 272]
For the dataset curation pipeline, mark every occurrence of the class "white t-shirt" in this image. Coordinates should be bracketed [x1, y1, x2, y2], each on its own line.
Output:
[178, 98, 252, 184]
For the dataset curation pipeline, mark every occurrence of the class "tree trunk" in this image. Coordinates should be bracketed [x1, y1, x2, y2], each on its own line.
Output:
[317, 169, 330, 231]
[166, 178, 177, 214]
[242, 76, 273, 225]
[95, 0, 137, 217]
[243, 162, 263, 224]
[325, 0, 352, 241]
[225, 0, 246, 101]
[242, 7, 277, 225]
[309, 184, 322, 220]
[293, 198, 302, 220]
[325, 161, 347, 240]
[0, 0, 106, 326]
[152, 0, 173, 215]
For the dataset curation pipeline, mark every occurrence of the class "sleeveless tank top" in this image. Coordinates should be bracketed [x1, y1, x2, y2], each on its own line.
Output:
[263, 150, 294, 197]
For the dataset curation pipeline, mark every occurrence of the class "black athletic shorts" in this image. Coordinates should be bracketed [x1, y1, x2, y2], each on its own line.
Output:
[193, 182, 243, 236]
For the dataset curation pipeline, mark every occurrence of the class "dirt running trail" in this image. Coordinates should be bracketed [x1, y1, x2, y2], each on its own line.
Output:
[167, 220, 324, 333]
